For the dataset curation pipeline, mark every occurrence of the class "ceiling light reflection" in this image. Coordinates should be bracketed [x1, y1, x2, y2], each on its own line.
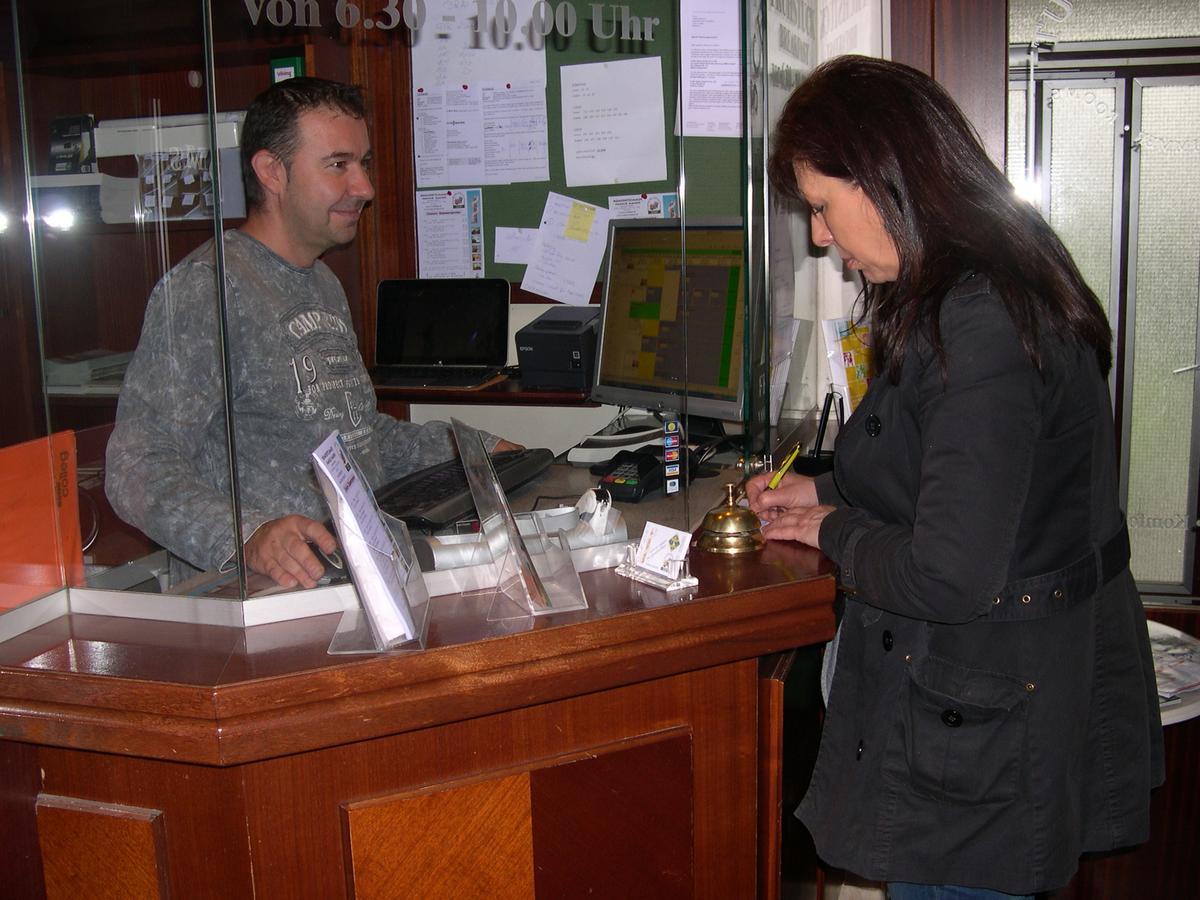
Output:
[42, 208, 76, 231]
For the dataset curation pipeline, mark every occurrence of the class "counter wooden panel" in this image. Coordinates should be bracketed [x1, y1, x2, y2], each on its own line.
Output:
[0, 542, 835, 898]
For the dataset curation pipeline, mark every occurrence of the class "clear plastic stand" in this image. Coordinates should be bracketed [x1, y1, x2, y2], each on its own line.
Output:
[615, 543, 699, 593]
[410, 489, 626, 572]
[324, 491, 432, 655]
[486, 511, 587, 622]
[451, 419, 588, 622]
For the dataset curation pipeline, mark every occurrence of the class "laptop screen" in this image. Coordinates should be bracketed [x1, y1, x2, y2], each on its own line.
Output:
[375, 278, 509, 367]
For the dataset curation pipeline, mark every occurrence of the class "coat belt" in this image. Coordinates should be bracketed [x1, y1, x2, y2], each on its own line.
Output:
[986, 524, 1130, 622]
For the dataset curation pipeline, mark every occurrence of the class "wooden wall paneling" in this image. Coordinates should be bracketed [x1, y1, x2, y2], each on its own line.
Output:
[343, 771, 536, 899]
[91, 228, 213, 352]
[35, 230, 98, 359]
[758, 651, 797, 900]
[889, 0, 933, 74]
[240, 662, 758, 899]
[931, 0, 1008, 168]
[889, 0, 1008, 169]
[529, 732, 693, 898]
[353, 27, 416, 367]
[213, 59, 286, 112]
[0, 739, 48, 898]
[34, 743, 256, 898]
[0, 61, 46, 446]
[35, 794, 169, 900]
[78, 66, 210, 123]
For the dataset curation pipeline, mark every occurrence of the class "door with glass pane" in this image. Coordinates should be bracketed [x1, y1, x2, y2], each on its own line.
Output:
[1041, 79, 1126, 333]
[1122, 76, 1200, 595]
[1017, 73, 1200, 595]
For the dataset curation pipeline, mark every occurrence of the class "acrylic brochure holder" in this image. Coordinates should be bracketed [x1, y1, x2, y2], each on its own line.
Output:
[311, 432, 431, 655]
[411, 487, 627, 572]
[451, 419, 588, 621]
[325, 517, 431, 655]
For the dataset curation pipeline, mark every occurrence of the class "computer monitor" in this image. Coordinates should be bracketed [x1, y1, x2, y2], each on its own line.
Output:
[591, 218, 745, 437]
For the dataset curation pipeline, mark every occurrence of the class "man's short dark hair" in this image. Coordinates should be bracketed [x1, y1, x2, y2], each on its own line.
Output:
[240, 77, 367, 211]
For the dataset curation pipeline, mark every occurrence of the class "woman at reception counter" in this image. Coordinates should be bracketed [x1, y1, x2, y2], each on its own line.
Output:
[747, 55, 1163, 900]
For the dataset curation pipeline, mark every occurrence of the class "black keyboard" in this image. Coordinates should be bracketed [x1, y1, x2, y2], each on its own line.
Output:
[375, 448, 555, 531]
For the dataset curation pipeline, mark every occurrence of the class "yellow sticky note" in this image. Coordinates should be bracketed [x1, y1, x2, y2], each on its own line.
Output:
[564, 202, 596, 241]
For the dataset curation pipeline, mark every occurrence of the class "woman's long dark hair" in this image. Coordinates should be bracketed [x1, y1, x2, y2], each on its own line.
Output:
[768, 55, 1112, 380]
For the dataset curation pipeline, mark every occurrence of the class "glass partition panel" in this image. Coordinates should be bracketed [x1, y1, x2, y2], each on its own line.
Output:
[5, 0, 241, 598]
[0, 0, 799, 612]
[0, 4, 59, 611]
[755, 0, 887, 469]
[212, 1, 715, 573]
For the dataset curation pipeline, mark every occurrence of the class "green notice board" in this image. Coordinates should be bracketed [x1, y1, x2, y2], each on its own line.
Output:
[420, 1, 743, 285]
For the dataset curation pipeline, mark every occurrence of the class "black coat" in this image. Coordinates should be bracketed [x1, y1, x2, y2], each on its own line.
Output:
[802, 274, 1164, 894]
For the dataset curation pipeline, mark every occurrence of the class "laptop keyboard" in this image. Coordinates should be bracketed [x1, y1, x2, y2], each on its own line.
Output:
[375, 448, 554, 531]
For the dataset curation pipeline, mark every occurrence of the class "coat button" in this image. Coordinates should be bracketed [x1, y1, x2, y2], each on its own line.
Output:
[941, 709, 963, 728]
[882, 630, 894, 651]
[865, 414, 882, 437]
[856, 740, 864, 760]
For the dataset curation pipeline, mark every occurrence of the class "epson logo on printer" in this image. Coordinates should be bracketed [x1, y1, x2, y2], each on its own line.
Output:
[518, 345, 534, 352]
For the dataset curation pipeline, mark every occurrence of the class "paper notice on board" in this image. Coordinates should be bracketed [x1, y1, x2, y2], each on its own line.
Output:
[560, 57, 667, 187]
[409, 0, 547, 90]
[680, 0, 743, 137]
[416, 188, 485, 278]
[413, 87, 449, 187]
[520, 192, 610, 305]
[482, 81, 550, 184]
[414, 81, 550, 188]
[494, 226, 539, 264]
[445, 85, 485, 186]
[410, 0, 549, 188]
[608, 192, 680, 219]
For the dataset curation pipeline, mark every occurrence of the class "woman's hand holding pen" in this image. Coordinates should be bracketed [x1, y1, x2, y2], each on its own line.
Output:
[745, 470, 832, 549]
[745, 470, 817, 512]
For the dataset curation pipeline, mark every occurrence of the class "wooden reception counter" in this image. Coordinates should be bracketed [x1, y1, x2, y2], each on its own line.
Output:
[0, 541, 835, 899]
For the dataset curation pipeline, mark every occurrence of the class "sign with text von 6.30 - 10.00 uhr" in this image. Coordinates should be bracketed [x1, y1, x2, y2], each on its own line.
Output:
[242, 0, 665, 46]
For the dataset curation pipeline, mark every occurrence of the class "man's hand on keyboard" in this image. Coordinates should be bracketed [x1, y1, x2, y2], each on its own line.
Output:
[493, 439, 524, 453]
[245, 515, 338, 589]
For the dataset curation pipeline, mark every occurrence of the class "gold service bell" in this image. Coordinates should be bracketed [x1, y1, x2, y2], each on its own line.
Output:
[696, 483, 765, 555]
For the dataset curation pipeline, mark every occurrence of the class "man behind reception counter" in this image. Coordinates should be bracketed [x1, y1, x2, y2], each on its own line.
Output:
[107, 77, 518, 590]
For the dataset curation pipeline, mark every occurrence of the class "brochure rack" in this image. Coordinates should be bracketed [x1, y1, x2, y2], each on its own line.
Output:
[451, 419, 588, 621]
[312, 433, 431, 655]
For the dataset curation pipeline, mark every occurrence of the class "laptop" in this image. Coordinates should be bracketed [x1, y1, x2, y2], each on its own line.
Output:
[371, 278, 509, 388]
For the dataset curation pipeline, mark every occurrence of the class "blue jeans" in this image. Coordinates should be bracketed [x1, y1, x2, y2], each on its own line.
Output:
[888, 884, 1034, 900]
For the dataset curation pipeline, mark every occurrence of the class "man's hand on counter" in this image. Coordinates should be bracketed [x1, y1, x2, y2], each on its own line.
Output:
[245, 515, 339, 590]
[492, 439, 525, 453]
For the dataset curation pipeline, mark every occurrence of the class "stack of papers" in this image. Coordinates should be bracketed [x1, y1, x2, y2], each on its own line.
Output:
[1148, 620, 1200, 703]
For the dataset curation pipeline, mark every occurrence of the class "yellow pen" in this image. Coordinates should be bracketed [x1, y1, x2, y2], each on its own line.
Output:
[767, 442, 803, 490]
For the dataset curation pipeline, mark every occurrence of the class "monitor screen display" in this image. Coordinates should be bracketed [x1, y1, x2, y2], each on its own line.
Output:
[591, 219, 745, 424]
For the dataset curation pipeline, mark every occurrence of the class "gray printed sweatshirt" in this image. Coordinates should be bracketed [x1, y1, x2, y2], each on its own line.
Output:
[107, 230, 474, 574]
